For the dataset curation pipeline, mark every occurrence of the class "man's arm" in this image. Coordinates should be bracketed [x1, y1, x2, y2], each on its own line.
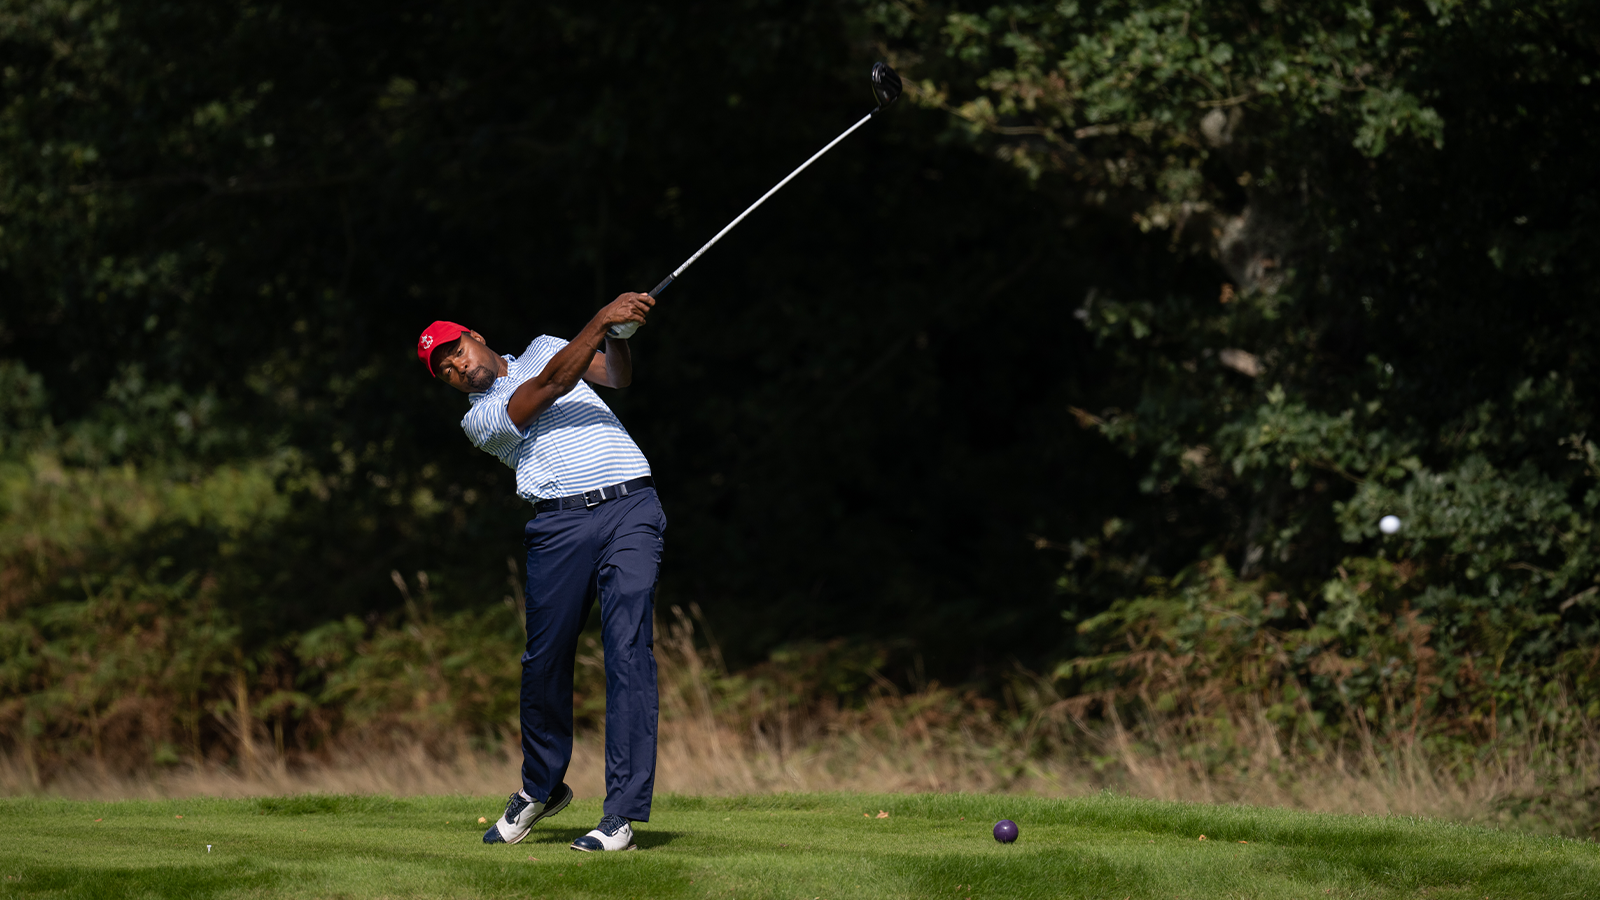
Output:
[582, 336, 632, 389]
[506, 292, 652, 429]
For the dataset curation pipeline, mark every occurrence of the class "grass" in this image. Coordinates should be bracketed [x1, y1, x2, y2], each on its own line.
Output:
[0, 793, 1597, 899]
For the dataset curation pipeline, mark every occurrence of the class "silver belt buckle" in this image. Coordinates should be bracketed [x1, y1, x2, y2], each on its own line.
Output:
[582, 489, 604, 508]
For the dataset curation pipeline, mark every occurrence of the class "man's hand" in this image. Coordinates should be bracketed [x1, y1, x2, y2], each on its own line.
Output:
[600, 292, 654, 330]
[506, 291, 653, 428]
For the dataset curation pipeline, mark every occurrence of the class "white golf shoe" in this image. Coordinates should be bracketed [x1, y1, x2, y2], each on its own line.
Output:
[481, 783, 573, 844]
[570, 813, 637, 851]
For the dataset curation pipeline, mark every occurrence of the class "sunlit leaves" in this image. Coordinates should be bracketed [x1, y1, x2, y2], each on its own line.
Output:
[872, 0, 1600, 744]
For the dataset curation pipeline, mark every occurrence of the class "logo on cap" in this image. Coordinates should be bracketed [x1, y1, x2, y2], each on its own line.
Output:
[416, 321, 470, 377]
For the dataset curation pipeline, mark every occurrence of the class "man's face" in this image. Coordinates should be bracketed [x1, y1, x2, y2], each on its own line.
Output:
[434, 331, 502, 393]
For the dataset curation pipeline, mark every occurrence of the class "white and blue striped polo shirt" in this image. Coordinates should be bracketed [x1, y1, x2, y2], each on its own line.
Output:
[461, 336, 651, 502]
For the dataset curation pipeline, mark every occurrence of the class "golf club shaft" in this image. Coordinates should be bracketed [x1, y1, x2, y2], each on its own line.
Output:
[648, 110, 878, 298]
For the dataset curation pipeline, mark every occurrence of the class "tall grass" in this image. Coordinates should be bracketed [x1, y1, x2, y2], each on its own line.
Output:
[6, 599, 1599, 837]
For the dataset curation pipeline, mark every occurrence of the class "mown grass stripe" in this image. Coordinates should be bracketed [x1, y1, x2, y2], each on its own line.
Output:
[1, 793, 1596, 899]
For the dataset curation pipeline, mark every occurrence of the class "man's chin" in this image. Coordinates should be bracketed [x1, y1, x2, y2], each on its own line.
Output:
[457, 365, 492, 389]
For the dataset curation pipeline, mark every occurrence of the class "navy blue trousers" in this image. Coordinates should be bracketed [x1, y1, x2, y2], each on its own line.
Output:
[520, 487, 665, 822]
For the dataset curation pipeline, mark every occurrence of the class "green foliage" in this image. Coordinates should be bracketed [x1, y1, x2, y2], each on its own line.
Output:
[1, 0, 1143, 684]
[5, 0, 1600, 788]
[1062, 558, 1445, 754]
[911, 0, 1449, 214]
[0, 560, 238, 774]
[294, 574, 523, 751]
[0, 362, 50, 455]
[875, 0, 1600, 755]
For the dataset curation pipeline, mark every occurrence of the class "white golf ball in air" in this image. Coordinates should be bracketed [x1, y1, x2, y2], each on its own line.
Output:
[1379, 515, 1401, 535]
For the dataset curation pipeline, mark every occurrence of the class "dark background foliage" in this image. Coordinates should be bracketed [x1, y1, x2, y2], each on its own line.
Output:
[5, 0, 1600, 777]
[879, 0, 1600, 737]
[0, 0, 1175, 676]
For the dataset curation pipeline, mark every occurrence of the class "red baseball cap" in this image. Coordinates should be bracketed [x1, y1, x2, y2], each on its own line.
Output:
[417, 321, 469, 377]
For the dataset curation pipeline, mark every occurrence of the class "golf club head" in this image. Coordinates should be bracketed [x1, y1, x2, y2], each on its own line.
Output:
[871, 62, 902, 110]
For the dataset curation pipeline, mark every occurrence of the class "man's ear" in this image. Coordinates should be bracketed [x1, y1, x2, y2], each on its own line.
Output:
[464, 330, 487, 345]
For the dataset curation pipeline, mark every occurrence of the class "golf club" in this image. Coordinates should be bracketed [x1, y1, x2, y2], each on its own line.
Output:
[608, 62, 902, 338]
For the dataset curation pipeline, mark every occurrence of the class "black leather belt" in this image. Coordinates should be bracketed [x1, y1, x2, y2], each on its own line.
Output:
[532, 477, 655, 514]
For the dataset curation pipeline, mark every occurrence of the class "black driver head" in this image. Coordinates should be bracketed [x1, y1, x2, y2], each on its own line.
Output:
[871, 62, 902, 110]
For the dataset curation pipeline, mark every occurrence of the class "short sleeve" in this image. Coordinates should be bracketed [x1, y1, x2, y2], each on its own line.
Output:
[529, 335, 569, 360]
[461, 390, 527, 459]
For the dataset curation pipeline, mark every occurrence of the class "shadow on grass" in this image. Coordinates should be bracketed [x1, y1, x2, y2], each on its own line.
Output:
[899, 850, 1147, 900]
[1271, 845, 1572, 896]
[254, 795, 403, 816]
[518, 828, 681, 850]
[634, 830, 680, 850]
[7, 860, 279, 899]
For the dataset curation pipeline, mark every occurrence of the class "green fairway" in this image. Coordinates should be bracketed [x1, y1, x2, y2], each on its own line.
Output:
[0, 792, 1595, 899]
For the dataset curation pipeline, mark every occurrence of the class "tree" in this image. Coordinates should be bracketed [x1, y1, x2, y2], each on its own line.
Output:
[872, 0, 1600, 735]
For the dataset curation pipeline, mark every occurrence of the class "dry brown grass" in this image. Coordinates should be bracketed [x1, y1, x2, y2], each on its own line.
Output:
[5, 606, 1598, 837]
[5, 714, 1595, 835]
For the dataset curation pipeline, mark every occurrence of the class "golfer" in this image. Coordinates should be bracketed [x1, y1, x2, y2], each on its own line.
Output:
[417, 291, 661, 852]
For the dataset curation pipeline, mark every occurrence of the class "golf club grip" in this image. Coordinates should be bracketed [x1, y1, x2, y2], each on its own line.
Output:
[605, 275, 672, 338]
